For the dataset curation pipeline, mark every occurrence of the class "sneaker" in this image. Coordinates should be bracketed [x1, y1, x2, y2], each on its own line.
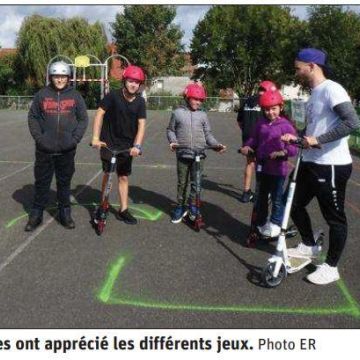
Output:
[257, 222, 270, 236]
[171, 206, 188, 224]
[307, 263, 340, 285]
[240, 189, 254, 203]
[287, 242, 321, 259]
[262, 222, 281, 238]
[24, 209, 43, 232]
[59, 207, 75, 229]
[188, 204, 199, 222]
[116, 209, 137, 225]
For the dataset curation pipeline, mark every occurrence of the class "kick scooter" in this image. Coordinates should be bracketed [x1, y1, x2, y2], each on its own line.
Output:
[261, 138, 324, 287]
[90, 143, 130, 235]
[174, 144, 223, 232]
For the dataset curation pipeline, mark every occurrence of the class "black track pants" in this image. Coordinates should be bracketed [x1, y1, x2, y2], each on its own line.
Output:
[33, 149, 76, 210]
[290, 161, 352, 267]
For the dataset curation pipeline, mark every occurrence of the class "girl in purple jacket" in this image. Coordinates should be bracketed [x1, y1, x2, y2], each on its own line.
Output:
[240, 90, 297, 238]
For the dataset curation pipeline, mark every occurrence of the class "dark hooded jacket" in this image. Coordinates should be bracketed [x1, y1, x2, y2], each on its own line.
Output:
[28, 85, 88, 153]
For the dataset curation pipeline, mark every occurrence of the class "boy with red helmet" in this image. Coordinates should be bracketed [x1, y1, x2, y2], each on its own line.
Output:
[167, 83, 226, 223]
[91, 65, 146, 225]
[240, 89, 297, 237]
[237, 80, 277, 203]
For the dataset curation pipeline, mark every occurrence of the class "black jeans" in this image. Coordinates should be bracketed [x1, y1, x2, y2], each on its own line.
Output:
[290, 162, 352, 267]
[32, 149, 76, 211]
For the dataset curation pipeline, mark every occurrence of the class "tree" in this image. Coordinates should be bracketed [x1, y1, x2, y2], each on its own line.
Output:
[15, 15, 108, 91]
[0, 45, 16, 95]
[306, 5, 360, 99]
[111, 5, 185, 77]
[190, 5, 305, 96]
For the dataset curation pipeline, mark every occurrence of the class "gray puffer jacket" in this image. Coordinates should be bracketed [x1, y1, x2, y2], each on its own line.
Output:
[166, 106, 220, 159]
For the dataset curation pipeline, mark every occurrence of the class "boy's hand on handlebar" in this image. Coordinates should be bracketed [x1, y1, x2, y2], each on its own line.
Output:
[91, 138, 107, 149]
[215, 144, 226, 153]
[270, 150, 286, 159]
[130, 147, 141, 157]
[281, 133, 297, 143]
[240, 146, 253, 156]
[169, 143, 178, 152]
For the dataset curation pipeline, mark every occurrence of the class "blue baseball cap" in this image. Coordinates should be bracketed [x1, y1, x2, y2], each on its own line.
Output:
[296, 48, 327, 66]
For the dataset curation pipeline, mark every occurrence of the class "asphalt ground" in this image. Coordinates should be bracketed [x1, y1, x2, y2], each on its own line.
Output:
[0, 109, 359, 329]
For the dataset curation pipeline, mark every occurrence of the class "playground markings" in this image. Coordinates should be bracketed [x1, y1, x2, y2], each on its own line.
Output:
[97, 253, 360, 319]
[0, 163, 32, 183]
[0, 169, 103, 274]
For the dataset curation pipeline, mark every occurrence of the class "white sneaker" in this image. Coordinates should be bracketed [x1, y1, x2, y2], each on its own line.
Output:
[287, 242, 321, 258]
[307, 263, 340, 285]
[260, 222, 281, 237]
[268, 222, 281, 237]
[257, 222, 270, 236]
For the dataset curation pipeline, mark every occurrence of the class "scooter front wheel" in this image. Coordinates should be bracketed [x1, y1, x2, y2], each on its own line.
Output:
[262, 262, 286, 288]
[96, 220, 106, 236]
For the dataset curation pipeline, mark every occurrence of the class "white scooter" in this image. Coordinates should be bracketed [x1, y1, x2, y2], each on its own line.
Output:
[262, 138, 324, 287]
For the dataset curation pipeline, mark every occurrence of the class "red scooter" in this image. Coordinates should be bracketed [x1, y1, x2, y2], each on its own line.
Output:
[90, 144, 130, 235]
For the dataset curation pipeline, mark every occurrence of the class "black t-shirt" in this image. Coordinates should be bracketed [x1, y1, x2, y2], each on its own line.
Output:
[99, 89, 146, 148]
[237, 95, 262, 141]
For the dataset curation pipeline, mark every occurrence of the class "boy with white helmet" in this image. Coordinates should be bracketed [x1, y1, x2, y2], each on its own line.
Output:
[26, 61, 88, 231]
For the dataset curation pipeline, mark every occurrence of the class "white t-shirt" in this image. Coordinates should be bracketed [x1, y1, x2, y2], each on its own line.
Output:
[302, 79, 352, 165]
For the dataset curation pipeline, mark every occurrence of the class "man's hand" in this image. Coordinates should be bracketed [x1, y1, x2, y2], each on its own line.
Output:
[303, 136, 319, 149]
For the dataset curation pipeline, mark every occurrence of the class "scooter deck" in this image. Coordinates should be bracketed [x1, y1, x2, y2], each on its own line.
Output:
[287, 256, 312, 273]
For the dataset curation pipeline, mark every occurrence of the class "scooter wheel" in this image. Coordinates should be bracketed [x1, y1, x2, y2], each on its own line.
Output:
[246, 231, 258, 248]
[262, 262, 286, 288]
[96, 220, 106, 236]
[286, 224, 298, 239]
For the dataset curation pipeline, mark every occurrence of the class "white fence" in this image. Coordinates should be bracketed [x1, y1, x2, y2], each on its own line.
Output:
[0, 96, 33, 110]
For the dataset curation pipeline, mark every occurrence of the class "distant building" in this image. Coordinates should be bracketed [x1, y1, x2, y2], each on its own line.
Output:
[0, 48, 16, 59]
[149, 76, 191, 95]
[281, 83, 309, 101]
[106, 43, 126, 80]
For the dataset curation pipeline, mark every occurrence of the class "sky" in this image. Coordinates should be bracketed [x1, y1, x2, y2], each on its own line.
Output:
[0, 4, 310, 50]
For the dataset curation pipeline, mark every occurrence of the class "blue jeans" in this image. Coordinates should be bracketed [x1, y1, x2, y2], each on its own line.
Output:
[256, 173, 286, 227]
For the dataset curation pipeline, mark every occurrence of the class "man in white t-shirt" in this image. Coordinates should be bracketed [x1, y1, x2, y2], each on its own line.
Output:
[282, 48, 360, 285]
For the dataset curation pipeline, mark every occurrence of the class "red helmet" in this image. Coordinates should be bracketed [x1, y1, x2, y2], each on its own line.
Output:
[259, 80, 277, 92]
[123, 65, 145, 82]
[259, 90, 284, 108]
[183, 83, 207, 101]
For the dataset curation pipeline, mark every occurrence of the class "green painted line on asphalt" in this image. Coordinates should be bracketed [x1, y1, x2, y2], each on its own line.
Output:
[97, 253, 360, 319]
[337, 279, 360, 318]
[4, 203, 163, 229]
[97, 256, 128, 304]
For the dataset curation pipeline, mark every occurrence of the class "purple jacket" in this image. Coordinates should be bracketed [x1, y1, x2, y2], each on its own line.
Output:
[245, 116, 297, 177]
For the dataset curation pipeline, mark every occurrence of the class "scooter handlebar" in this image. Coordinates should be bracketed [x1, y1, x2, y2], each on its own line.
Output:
[289, 137, 322, 149]
[89, 143, 130, 155]
[172, 144, 224, 151]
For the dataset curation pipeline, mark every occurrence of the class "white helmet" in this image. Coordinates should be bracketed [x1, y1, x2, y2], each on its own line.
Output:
[49, 61, 71, 76]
